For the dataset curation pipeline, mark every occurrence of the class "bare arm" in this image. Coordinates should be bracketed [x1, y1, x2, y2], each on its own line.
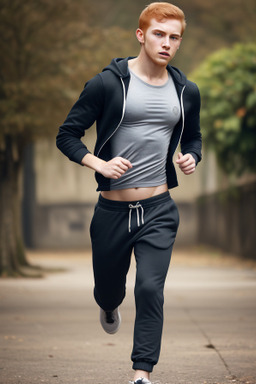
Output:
[81, 153, 132, 179]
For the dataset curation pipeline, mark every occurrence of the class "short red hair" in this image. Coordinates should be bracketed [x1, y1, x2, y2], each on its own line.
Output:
[139, 2, 186, 35]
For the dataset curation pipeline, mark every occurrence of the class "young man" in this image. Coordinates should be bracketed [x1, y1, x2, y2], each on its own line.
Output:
[56, 2, 202, 383]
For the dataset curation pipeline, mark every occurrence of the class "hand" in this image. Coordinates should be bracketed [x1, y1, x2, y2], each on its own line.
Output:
[99, 157, 132, 179]
[176, 152, 196, 175]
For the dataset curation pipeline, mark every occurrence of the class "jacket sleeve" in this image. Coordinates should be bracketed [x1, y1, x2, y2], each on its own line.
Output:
[56, 74, 104, 165]
[180, 81, 202, 164]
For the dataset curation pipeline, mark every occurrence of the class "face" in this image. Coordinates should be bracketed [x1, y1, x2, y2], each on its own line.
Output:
[136, 18, 182, 67]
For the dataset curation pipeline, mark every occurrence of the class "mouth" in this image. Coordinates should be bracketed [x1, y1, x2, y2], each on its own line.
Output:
[159, 52, 170, 57]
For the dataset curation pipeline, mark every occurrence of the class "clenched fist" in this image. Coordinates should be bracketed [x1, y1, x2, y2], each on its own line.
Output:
[98, 157, 133, 179]
[176, 152, 196, 175]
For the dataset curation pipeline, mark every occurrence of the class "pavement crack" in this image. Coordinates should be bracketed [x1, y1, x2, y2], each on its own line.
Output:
[183, 307, 236, 379]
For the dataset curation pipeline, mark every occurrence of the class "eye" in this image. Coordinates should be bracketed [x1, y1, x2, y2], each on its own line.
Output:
[171, 36, 179, 41]
[155, 32, 163, 37]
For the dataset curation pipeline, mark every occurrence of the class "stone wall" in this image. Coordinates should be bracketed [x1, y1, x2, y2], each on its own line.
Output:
[197, 181, 256, 259]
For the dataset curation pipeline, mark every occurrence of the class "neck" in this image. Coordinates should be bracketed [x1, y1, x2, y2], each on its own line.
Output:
[128, 54, 169, 86]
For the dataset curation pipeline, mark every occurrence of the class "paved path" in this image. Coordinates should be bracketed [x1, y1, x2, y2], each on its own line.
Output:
[0, 247, 256, 384]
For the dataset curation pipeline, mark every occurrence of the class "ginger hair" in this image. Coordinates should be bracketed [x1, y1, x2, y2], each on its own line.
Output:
[139, 2, 186, 35]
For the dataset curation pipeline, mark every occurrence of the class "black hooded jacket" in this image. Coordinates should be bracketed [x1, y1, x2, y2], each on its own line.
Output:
[56, 57, 202, 191]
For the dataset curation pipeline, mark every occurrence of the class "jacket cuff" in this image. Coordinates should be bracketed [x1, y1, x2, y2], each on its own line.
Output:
[72, 148, 91, 165]
[189, 152, 200, 165]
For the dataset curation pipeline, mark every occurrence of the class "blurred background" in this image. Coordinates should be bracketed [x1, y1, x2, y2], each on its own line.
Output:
[0, 0, 256, 276]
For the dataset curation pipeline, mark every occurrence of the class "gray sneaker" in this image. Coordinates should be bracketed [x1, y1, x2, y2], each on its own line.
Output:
[100, 307, 121, 334]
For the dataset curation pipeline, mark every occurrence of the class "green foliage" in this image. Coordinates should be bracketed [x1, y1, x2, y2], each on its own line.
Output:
[0, 0, 137, 148]
[191, 43, 256, 175]
[0, 0, 83, 144]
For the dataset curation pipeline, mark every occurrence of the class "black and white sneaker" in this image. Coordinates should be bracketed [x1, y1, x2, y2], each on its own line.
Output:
[100, 307, 121, 334]
[133, 378, 152, 384]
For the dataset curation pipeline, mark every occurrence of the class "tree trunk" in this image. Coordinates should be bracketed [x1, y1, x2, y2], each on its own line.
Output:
[0, 134, 30, 276]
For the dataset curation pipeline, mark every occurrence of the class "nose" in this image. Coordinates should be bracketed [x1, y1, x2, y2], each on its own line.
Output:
[162, 37, 170, 49]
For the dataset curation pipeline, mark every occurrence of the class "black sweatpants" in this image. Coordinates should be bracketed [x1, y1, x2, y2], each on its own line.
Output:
[89, 191, 179, 373]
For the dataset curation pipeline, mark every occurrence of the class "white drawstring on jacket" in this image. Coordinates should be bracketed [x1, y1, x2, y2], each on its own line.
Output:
[128, 202, 144, 233]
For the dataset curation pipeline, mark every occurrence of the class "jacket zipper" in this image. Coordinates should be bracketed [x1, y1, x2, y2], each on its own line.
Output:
[173, 84, 186, 154]
[96, 77, 126, 157]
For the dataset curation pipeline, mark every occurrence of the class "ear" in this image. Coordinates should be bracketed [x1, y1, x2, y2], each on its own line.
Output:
[136, 28, 145, 44]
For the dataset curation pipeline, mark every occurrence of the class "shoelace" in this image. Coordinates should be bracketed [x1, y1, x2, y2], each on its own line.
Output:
[128, 202, 144, 232]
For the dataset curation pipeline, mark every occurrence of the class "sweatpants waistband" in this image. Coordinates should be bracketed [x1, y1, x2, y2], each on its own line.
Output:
[98, 191, 171, 212]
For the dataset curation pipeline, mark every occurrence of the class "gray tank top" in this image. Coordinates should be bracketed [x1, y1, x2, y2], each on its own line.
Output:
[110, 70, 181, 190]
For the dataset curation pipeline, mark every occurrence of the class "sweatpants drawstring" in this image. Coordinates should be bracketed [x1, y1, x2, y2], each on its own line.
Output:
[128, 202, 144, 233]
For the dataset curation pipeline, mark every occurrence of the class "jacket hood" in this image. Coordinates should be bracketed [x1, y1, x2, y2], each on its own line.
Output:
[102, 57, 133, 78]
[102, 57, 187, 85]
[168, 64, 187, 86]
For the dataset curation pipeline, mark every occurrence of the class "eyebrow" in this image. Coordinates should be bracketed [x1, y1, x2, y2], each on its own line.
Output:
[152, 29, 181, 37]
